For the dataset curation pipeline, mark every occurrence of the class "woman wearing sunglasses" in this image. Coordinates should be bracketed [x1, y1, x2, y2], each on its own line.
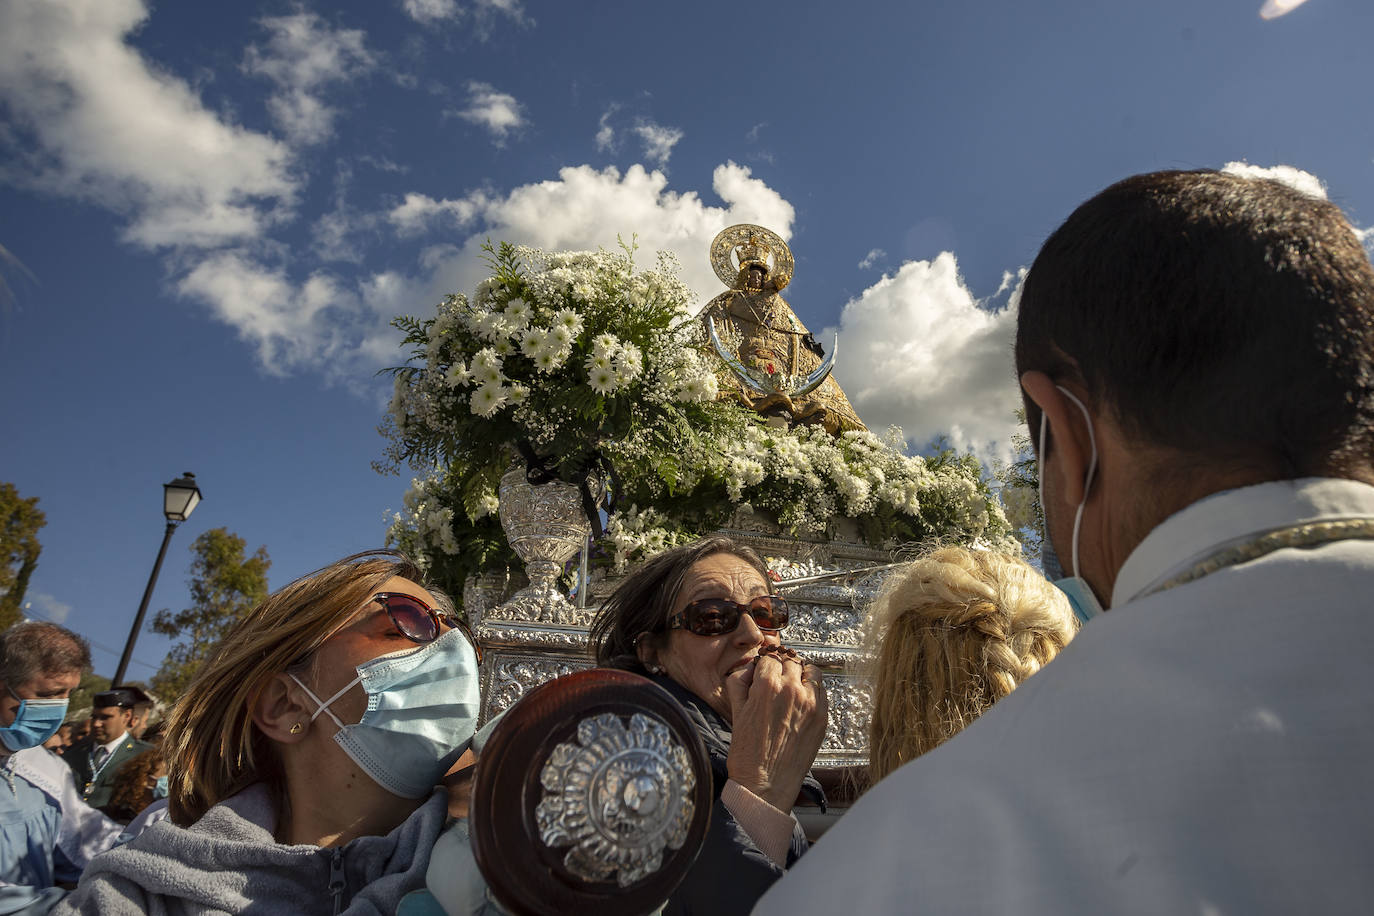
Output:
[57, 551, 481, 915]
[590, 535, 828, 916]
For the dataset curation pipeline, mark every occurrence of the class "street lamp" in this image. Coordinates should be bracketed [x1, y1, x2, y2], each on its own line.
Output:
[113, 473, 203, 685]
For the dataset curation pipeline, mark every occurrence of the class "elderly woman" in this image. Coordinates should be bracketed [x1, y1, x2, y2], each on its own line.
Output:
[590, 535, 828, 915]
[57, 551, 481, 915]
[861, 547, 1077, 785]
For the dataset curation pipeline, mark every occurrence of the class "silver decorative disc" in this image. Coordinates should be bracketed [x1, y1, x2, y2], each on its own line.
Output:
[535, 712, 697, 887]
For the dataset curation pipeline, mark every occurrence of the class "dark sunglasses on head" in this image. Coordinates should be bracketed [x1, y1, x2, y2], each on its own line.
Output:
[374, 592, 483, 663]
[667, 595, 790, 637]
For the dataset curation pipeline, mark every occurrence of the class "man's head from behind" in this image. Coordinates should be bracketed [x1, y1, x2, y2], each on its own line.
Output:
[1016, 170, 1374, 598]
[0, 622, 91, 753]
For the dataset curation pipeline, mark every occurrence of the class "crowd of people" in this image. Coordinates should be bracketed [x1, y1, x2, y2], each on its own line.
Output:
[1, 167, 1371, 913]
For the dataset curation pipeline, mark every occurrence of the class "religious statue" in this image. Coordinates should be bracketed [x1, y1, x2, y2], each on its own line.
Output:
[700, 225, 866, 434]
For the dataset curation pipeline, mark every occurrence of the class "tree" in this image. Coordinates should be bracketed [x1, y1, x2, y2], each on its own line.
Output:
[0, 483, 46, 631]
[996, 408, 1044, 562]
[150, 528, 270, 702]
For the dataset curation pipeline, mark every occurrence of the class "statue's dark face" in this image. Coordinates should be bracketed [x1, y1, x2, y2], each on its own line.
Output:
[744, 265, 767, 290]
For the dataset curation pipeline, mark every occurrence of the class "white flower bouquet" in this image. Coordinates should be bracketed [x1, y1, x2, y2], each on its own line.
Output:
[380, 241, 1014, 587]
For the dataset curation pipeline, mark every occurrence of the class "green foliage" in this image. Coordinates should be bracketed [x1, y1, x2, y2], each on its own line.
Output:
[0, 483, 46, 631]
[150, 528, 270, 703]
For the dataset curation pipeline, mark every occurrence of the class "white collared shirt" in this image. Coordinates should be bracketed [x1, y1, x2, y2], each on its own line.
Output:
[94, 731, 128, 764]
[754, 477, 1374, 915]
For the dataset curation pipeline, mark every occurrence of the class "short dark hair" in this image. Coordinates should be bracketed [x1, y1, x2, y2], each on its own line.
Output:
[0, 621, 92, 688]
[1015, 169, 1374, 478]
[590, 536, 768, 671]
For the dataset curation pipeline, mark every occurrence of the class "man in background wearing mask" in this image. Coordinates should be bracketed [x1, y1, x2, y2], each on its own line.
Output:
[754, 170, 1374, 914]
[0, 622, 95, 912]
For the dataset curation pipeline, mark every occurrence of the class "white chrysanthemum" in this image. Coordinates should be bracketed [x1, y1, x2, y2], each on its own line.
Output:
[585, 352, 612, 371]
[508, 383, 530, 405]
[552, 309, 583, 334]
[472, 492, 501, 520]
[503, 298, 532, 326]
[589, 366, 619, 394]
[591, 333, 619, 357]
[445, 362, 473, 388]
[548, 323, 574, 347]
[469, 383, 508, 417]
[521, 327, 549, 357]
[473, 348, 502, 371]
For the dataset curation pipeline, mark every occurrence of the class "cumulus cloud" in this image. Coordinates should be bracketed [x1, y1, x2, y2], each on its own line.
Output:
[633, 121, 684, 168]
[405, 161, 795, 305]
[402, 0, 529, 31]
[1259, 0, 1311, 20]
[387, 191, 487, 236]
[0, 0, 296, 250]
[452, 81, 526, 145]
[828, 253, 1023, 463]
[1221, 161, 1327, 199]
[243, 12, 376, 146]
[857, 248, 886, 270]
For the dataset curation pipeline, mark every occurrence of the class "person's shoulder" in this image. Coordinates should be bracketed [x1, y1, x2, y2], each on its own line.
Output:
[118, 737, 153, 756]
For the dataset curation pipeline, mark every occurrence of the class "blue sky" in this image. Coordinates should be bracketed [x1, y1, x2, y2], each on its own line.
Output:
[1, 0, 1369, 680]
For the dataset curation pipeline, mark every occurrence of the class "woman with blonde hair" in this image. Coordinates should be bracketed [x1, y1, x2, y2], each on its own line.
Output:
[58, 551, 482, 915]
[861, 547, 1076, 785]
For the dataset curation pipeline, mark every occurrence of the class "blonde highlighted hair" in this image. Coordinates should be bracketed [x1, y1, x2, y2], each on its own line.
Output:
[162, 550, 446, 826]
[860, 547, 1076, 785]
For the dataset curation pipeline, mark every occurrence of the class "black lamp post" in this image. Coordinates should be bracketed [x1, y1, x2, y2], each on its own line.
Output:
[113, 473, 202, 685]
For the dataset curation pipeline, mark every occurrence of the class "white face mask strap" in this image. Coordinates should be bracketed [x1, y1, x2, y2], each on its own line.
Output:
[1054, 387, 1098, 580]
[288, 673, 355, 730]
[1038, 386, 1100, 580]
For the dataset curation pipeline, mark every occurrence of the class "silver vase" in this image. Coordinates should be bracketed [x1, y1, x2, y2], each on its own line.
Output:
[496, 465, 593, 624]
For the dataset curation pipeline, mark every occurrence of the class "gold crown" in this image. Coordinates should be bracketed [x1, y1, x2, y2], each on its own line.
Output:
[736, 233, 772, 269]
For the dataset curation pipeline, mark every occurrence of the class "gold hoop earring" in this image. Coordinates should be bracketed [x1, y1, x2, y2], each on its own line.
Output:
[289, 722, 304, 735]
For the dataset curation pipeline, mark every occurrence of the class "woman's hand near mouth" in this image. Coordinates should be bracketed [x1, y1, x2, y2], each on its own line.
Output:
[723, 649, 828, 812]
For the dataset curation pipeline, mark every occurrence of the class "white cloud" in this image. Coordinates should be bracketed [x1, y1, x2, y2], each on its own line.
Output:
[177, 251, 366, 379]
[857, 248, 886, 270]
[0, 0, 296, 250]
[1259, 0, 1311, 20]
[453, 81, 526, 145]
[25, 592, 72, 625]
[595, 105, 620, 152]
[633, 121, 684, 168]
[828, 253, 1023, 463]
[387, 191, 487, 236]
[1221, 161, 1327, 199]
[410, 161, 795, 305]
[403, 0, 459, 23]
[402, 0, 529, 31]
[243, 12, 375, 147]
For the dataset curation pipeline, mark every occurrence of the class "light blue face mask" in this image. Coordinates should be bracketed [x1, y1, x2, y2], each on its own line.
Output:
[0, 688, 69, 753]
[1038, 386, 1106, 624]
[291, 627, 481, 798]
[153, 775, 169, 800]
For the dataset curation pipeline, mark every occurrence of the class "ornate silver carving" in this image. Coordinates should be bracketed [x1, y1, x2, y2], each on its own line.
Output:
[481, 654, 592, 724]
[497, 466, 592, 624]
[536, 712, 697, 887]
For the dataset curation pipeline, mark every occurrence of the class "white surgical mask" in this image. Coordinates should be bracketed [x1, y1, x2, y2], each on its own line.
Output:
[1038, 385, 1105, 623]
[291, 627, 481, 798]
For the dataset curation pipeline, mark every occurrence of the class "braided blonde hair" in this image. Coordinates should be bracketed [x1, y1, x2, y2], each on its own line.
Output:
[860, 547, 1077, 785]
